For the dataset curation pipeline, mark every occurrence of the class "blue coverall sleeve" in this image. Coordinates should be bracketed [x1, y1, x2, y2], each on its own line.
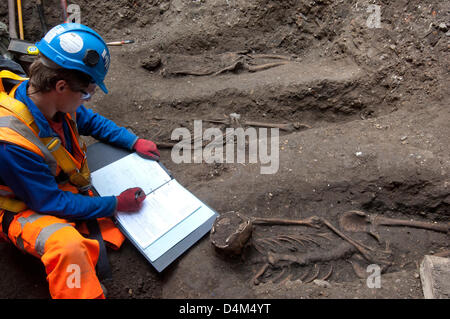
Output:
[0, 143, 117, 220]
[76, 105, 138, 150]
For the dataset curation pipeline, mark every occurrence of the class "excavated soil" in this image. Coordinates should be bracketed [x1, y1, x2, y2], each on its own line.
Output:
[0, 0, 449, 299]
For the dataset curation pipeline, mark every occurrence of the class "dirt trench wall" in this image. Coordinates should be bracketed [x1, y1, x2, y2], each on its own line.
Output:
[1, 0, 448, 109]
[182, 103, 450, 221]
[0, 0, 448, 299]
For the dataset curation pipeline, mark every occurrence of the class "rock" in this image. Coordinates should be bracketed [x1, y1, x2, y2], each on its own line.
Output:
[313, 279, 331, 288]
[159, 2, 170, 13]
[420, 255, 450, 299]
[141, 54, 162, 71]
[438, 23, 448, 32]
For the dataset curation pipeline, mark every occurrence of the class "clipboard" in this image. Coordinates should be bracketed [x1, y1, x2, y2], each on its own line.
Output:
[86, 142, 218, 272]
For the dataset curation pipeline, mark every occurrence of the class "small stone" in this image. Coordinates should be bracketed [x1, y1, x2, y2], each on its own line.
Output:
[159, 2, 170, 13]
[313, 279, 331, 288]
[141, 54, 161, 71]
[438, 23, 447, 31]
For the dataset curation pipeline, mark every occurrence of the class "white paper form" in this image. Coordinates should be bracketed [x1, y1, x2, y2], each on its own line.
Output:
[91, 153, 171, 196]
[145, 205, 216, 261]
[115, 180, 202, 249]
[91, 153, 204, 252]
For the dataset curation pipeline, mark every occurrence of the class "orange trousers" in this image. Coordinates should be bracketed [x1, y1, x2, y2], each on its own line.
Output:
[0, 210, 125, 299]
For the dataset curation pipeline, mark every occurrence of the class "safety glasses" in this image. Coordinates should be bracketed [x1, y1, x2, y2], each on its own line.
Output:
[79, 89, 92, 100]
[75, 83, 97, 100]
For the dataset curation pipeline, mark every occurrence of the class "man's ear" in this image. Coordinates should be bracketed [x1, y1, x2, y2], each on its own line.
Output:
[55, 80, 68, 94]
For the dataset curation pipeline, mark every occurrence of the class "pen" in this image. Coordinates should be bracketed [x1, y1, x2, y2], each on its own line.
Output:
[106, 40, 135, 46]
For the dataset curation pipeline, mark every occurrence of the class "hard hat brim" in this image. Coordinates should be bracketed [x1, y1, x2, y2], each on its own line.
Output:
[98, 82, 108, 94]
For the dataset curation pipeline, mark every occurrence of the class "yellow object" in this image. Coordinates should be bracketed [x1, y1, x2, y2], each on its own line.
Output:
[17, 0, 24, 40]
[0, 195, 27, 213]
[27, 46, 39, 55]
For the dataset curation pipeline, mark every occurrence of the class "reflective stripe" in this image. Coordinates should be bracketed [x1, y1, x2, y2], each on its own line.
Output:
[16, 236, 25, 251]
[17, 213, 46, 229]
[15, 214, 45, 251]
[35, 223, 73, 256]
[0, 115, 57, 175]
[3, 212, 32, 251]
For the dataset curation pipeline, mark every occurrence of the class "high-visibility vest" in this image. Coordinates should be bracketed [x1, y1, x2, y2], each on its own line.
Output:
[0, 70, 92, 212]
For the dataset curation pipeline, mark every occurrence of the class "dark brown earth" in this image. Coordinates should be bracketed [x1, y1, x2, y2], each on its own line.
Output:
[0, 0, 448, 299]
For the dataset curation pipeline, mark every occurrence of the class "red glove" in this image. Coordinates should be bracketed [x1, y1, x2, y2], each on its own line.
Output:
[133, 138, 160, 161]
[116, 187, 146, 212]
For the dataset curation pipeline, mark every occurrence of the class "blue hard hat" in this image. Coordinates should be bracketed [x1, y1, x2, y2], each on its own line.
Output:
[36, 23, 110, 94]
